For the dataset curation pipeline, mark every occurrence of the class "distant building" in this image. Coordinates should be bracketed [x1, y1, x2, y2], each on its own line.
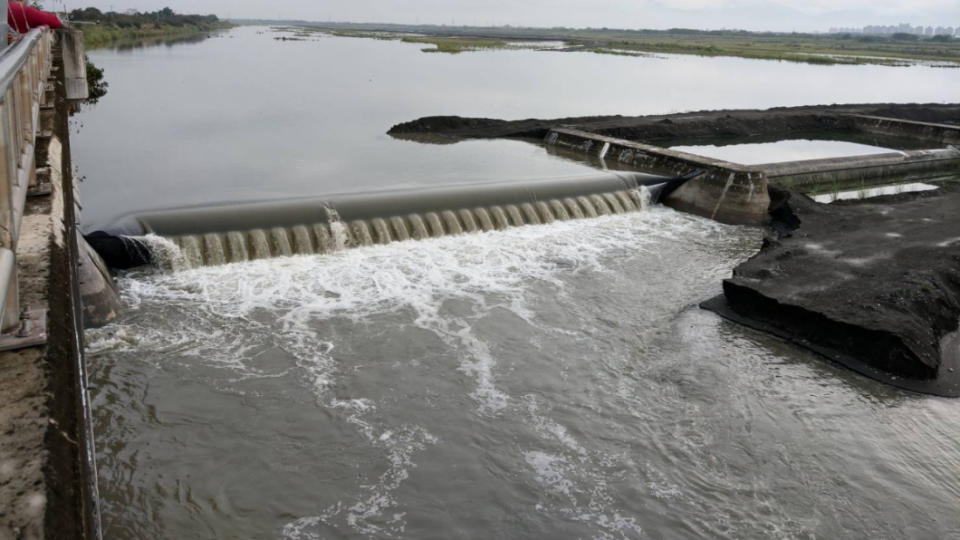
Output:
[828, 23, 954, 38]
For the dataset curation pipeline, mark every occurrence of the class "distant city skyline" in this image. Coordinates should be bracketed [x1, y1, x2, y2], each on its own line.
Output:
[39, 0, 960, 34]
[829, 24, 958, 37]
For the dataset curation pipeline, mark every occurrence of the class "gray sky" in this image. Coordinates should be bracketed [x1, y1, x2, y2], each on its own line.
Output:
[39, 0, 960, 32]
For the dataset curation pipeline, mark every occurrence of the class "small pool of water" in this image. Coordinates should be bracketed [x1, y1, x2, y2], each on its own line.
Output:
[670, 139, 898, 165]
[811, 182, 940, 203]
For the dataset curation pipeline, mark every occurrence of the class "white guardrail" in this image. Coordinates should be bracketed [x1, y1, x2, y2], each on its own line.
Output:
[0, 28, 54, 331]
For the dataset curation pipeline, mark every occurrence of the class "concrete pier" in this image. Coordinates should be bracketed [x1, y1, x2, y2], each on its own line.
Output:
[761, 146, 960, 192]
[849, 114, 960, 146]
[544, 115, 960, 221]
[546, 127, 771, 225]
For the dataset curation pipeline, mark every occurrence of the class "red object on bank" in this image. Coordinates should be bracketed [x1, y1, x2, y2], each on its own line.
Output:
[7, 2, 63, 33]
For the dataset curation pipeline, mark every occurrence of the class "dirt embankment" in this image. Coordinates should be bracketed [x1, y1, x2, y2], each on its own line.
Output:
[704, 184, 960, 396]
[388, 103, 960, 143]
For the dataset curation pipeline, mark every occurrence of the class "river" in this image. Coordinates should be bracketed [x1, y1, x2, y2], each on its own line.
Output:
[79, 26, 960, 539]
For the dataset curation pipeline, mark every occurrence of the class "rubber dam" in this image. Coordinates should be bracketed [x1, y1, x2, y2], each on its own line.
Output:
[102, 172, 697, 269]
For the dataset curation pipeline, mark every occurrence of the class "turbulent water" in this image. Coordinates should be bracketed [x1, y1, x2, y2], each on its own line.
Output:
[88, 208, 960, 539]
[80, 26, 960, 540]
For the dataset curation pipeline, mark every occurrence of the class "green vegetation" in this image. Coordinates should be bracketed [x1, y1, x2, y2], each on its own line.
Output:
[84, 57, 107, 104]
[400, 36, 508, 54]
[69, 7, 232, 50]
[329, 30, 398, 41]
[276, 22, 960, 66]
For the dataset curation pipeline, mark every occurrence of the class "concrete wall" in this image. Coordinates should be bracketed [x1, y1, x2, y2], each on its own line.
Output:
[762, 147, 960, 191]
[851, 114, 960, 146]
[546, 127, 771, 225]
[546, 120, 960, 221]
[0, 30, 103, 540]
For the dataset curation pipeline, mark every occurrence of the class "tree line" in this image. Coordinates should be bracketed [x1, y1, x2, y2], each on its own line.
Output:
[68, 7, 219, 28]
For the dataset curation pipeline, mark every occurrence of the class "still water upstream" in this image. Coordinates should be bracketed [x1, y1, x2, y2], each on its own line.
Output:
[79, 27, 960, 539]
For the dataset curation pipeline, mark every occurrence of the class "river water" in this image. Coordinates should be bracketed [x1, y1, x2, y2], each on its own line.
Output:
[80, 27, 960, 539]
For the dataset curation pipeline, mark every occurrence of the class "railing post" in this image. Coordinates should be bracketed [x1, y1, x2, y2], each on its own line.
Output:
[0, 106, 14, 249]
[0, 106, 16, 331]
[0, 3, 7, 54]
[1, 254, 17, 331]
[0, 29, 55, 332]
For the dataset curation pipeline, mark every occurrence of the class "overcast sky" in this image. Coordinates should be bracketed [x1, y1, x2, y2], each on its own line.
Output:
[39, 0, 960, 32]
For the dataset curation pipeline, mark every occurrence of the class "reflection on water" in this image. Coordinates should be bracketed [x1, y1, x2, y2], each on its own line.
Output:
[74, 26, 960, 230]
[98, 32, 220, 52]
[669, 139, 899, 165]
[811, 181, 940, 203]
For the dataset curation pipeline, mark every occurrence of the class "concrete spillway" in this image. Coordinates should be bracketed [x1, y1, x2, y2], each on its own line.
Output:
[132, 172, 679, 269]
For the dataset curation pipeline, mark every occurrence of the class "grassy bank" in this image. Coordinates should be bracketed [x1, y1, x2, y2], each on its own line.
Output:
[82, 22, 233, 50]
[68, 7, 232, 50]
[273, 23, 960, 66]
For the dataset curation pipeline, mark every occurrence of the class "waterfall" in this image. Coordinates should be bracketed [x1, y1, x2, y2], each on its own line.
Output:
[458, 209, 479, 233]
[390, 217, 411, 241]
[563, 198, 584, 219]
[520, 203, 541, 225]
[589, 194, 611, 216]
[330, 220, 350, 250]
[407, 214, 429, 240]
[474, 208, 495, 231]
[270, 227, 294, 256]
[534, 201, 555, 224]
[441, 211, 463, 235]
[351, 220, 374, 247]
[291, 225, 314, 254]
[489, 206, 510, 230]
[550, 200, 570, 221]
[314, 224, 335, 253]
[158, 188, 653, 269]
[202, 234, 227, 266]
[247, 229, 270, 260]
[576, 196, 597, 218]
[226, 231, 249, 263]
[505, 205, 524, 226]
[425, 212, 445, 237]
[178, 235, 203, 267]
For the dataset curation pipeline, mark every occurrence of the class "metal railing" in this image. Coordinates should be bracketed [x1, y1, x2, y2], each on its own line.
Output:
[0, 28, 54, 331]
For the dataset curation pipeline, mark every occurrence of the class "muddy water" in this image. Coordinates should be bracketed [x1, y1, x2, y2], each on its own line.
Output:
[88, 208, 960, 539]
[81, 26, 960, 540]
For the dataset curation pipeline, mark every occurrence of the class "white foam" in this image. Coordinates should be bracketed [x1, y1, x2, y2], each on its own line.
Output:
[523, 449, 645, 538]
[525, 451, 574, 494]
[89, 207, 730, 538]
[132, 233, 187, 271]
[525, 395, 588, 459]
[95, 208, 721, 409]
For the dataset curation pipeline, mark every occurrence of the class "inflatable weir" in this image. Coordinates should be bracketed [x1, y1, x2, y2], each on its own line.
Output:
[87, 171, 700, 270]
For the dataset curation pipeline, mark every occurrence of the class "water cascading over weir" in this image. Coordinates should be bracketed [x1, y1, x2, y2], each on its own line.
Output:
[112, 172, 691, 270]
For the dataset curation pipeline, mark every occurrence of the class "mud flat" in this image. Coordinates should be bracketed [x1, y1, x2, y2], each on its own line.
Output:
[704, 184, 960, 396]
[388, 102, 960, 144]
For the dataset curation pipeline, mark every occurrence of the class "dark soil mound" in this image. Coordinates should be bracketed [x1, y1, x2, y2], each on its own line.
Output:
[705, 186, 960, 396]
[388, 103, 960, 143]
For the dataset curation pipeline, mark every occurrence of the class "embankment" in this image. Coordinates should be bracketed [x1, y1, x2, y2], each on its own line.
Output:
[388, 103, 960, 143]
